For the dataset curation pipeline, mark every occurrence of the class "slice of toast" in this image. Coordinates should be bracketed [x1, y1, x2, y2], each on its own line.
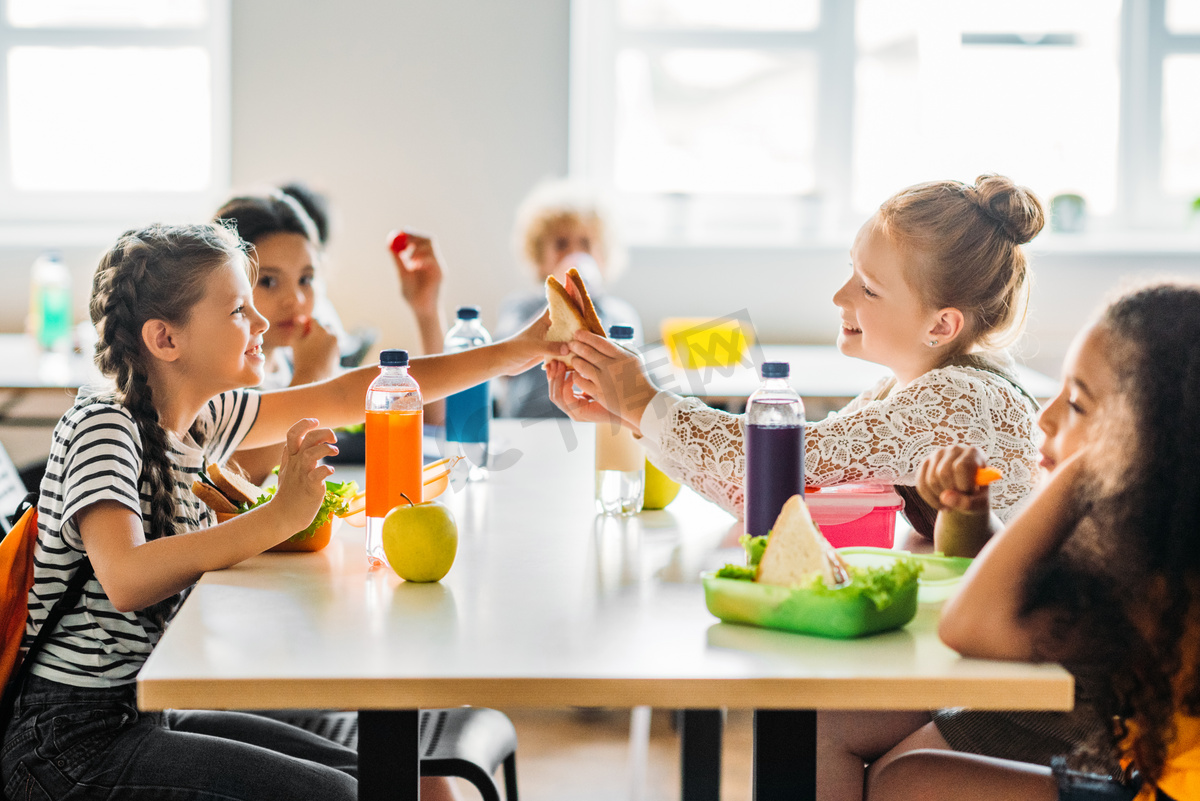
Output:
[206, 462, 263, 508]
[565, 267, 606, 337]
[755, 495, 833, 587]
[191, 480, 238, 515]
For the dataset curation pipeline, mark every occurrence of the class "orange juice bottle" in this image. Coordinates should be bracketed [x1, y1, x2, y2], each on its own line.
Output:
[365, 349, 423, 568]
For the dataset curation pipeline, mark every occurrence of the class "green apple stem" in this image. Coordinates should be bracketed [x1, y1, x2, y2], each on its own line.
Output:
[400, 493, 415, 508]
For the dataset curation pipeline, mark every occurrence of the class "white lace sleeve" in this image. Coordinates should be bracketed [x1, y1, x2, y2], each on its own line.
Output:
[640, 367, 1041, 522]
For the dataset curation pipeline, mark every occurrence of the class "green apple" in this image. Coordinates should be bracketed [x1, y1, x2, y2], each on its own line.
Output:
[643, 458, 682, 510]
[381, 497, 458, 582]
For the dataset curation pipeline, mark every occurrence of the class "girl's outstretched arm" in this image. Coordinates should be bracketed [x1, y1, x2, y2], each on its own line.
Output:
[243, 309, 562, 449]
[79, 420, 335, 613]
[938, 451, 1087, 661]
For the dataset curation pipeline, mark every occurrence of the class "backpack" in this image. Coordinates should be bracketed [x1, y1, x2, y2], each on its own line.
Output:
[1, 492, 93, 732]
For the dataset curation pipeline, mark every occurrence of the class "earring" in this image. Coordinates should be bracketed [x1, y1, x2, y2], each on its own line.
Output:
[928, 339, 939, 347]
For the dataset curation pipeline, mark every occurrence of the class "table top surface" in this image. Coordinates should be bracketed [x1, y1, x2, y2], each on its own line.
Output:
[138, 420, 1072, 713]
[648, 343, 1060, 402]
[0, 333, 102, 390]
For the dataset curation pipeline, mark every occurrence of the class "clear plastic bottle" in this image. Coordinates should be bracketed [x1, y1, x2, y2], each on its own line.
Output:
[595, 325, 645, 515]
[365, 349, 424, 568]
[443, 306, 492, 481]
[28, 252, 72, 354]
[744, 362, 806, 538]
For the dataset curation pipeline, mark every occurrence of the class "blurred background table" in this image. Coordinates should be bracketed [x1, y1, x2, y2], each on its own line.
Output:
[0, 333, 101, 425]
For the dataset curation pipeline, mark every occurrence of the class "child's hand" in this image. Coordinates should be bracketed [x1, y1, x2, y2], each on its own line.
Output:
[290, 318, 341, 385]
[501, 307, 563, 375]
[917, 444, 992, 514]
[270, 418, 337, 537]
[391, 233, 444, 317]
[546, 359, 626, 428]
[561, 331, 657, 430]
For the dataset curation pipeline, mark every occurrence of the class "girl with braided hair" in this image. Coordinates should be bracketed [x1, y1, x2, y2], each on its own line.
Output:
[867, 281, 1200, 801]
[0, 222, 556, 801]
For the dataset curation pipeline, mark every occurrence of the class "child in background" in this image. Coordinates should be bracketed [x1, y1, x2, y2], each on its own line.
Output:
[865, 281, 1200, 801]
[278, 180, 450, 372]
[216, 190, 451, 478]
[496, 179, 642, 418]
[549, 174, 1044, 534]
[0, 223, 556, 801]
[215, 191, 341, 391]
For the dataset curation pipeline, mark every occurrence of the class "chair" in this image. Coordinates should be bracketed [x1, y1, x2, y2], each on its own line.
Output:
[0, 441, 28, 534]
[269, 708, 518, 801]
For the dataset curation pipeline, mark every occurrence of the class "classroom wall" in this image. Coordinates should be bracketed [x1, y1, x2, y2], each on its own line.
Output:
[2, 0, 1199, 412]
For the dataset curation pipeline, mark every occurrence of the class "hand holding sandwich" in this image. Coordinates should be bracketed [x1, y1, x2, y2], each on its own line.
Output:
[545, 268, 658, 432]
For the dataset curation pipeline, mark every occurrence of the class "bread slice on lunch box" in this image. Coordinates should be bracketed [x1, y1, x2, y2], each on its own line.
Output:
[755, 495, 834, 587]
[206, 462, 263, 508]
[545, 267, 606, 366]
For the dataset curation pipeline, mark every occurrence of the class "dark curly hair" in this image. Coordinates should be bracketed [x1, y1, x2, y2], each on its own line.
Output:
[1021, 281, 1200, 783]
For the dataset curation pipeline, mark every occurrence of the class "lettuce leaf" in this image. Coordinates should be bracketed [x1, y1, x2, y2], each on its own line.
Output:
[237, 479, 359, 540]
[713, 533, 923, 611]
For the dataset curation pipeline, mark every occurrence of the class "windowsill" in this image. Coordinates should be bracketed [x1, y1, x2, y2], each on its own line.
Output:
[0, 222, 150, 249]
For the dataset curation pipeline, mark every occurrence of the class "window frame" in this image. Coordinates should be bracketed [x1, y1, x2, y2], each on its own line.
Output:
[0, 0, 230, 229]
[571, 0, 1198, 244]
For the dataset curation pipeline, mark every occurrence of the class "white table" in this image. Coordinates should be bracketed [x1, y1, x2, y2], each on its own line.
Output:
[137, 419, 1072, 801]
[0, 333, 102, 426]
[645, 343, 1059, 415]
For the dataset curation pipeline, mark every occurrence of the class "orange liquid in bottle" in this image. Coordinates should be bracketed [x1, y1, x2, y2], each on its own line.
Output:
[366, 409, 424, 517]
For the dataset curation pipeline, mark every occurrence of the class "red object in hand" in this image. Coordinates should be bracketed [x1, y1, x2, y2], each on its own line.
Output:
[388, 230, 409, 254]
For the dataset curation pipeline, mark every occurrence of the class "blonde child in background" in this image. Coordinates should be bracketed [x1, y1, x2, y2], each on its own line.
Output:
[496, 179, 642, 418]
[549, 174, 1044, 534]
[0, 223, 556, 801]
[865, 281, 1200, 801]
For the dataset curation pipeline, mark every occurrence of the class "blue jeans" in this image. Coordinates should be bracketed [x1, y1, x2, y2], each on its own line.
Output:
[2, 675, 357, 801]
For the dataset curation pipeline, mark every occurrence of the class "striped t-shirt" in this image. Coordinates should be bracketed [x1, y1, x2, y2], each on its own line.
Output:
[26, 389, 260, 687]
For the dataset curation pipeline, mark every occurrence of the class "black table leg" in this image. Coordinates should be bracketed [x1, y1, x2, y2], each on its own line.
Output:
[359, 709, 419, 801]
[753, 709, 815, 801]
[680, 708, 722, 801]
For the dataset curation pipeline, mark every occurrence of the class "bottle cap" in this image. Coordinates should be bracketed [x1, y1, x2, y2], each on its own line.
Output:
[380, 348, 409, 367]
[761, 362, 789, 379]
[608, 324, 635, 340]
[456, 306, 481, 320]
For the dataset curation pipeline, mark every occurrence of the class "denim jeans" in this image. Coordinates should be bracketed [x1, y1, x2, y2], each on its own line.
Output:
[2, 675, 357, 801]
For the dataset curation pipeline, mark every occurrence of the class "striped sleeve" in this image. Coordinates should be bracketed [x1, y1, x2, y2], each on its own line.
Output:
[200, 389, 261, 465]
[57, 407, 143, 551]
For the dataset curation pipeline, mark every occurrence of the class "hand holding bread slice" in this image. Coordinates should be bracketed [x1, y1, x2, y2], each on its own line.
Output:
[545, 267, 606, 366]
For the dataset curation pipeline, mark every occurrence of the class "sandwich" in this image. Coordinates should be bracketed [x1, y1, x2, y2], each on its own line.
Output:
[192, 463, 358, 552]
[545, 267, 606, 365]
[754, 495, 841, 588]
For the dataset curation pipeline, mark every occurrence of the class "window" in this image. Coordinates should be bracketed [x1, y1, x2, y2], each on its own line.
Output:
[0, 0, 229, 229]
[571, 0, 1200, 243]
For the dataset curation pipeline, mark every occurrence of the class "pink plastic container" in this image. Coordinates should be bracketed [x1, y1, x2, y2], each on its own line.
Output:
[806, 484, 904, 549]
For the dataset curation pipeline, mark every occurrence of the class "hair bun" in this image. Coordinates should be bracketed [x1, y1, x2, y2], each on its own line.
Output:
[967, 174, 1045, 245]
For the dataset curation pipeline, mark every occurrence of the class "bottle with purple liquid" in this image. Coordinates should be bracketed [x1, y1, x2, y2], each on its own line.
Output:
[745, 362, 806, 538]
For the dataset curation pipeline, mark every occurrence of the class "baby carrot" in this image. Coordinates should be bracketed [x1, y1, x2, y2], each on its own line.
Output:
[975, 466, 1003, 486]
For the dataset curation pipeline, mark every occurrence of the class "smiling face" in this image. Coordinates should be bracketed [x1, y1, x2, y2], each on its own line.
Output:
[173, 258, 269, 395]
[833, 217, 946, 383]
[251, 231, 320, 352]
[1037, 322, 1121, 473]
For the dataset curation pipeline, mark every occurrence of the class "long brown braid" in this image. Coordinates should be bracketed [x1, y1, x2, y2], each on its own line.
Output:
[88, 223, 248, 622]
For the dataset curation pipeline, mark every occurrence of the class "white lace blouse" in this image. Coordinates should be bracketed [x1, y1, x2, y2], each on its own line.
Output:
[638, 365, 1041, 523]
